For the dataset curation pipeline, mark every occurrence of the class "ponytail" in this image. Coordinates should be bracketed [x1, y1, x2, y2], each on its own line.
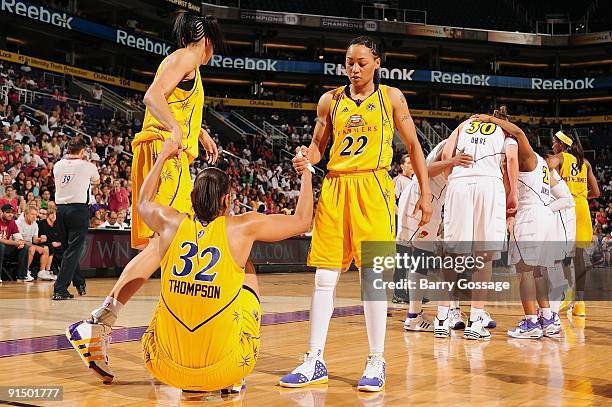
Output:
[568, 137, 585, 170]
[492, 105, 509, 121]
[373, 68, 381, 84]
[172, 11, 225, 52]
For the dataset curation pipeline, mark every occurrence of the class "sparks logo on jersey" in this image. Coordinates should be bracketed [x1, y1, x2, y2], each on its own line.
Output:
[366, 102, 376, 111]
[342, 106, 349, 112]
[346, 114, 367, 127]
[418, 230, 429, 239]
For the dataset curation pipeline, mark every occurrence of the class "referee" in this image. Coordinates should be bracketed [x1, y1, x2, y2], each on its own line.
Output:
[52, 137, 100, 300]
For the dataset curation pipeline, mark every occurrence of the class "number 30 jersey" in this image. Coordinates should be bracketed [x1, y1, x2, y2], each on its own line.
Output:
[155, 214, 245, 366]
[327, 84, 395, 173]
[449, 118, 517, 181]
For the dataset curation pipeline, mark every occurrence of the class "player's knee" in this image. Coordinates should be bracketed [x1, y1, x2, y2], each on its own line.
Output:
[518, 269, 535, 283]
[314, 268, 340, 291]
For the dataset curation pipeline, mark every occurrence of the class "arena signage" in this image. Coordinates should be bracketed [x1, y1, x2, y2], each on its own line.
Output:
[208, 56, 610, 90]
[1, 0, 172, 56]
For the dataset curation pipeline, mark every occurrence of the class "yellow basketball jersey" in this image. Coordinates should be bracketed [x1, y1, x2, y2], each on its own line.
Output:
[560, 152, 588, 200]
[327, 85, 394, 172]
[155, 214, 245, 368]
[133, 58, 204, 162]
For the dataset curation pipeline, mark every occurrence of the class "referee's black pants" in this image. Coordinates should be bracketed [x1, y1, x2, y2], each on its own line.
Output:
[54, 204, 88, 295]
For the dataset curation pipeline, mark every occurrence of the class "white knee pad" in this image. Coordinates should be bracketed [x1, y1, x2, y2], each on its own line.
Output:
[314, 268, 341, 292]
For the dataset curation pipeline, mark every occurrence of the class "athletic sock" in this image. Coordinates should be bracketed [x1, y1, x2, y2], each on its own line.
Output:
[91, 296, 124, 327]
[437, 306, 449, 320]
[407, 312, 419, 319]
[364, 300, 386, 354]
[469, 307, 484, 322]
[308, 269, 341, 354]
[526, 314, 538, 323]
[541, 308, 553, 319]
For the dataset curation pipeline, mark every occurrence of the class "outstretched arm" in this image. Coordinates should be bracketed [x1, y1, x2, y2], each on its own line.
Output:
[388, 87, 431, 225]
[241, 162, 314, 242]
[137, 139, 184, 235]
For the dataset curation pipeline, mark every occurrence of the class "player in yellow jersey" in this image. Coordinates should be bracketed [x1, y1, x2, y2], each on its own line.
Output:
[547, 131, 600, 317]
[70, 139, 313, 396]
[280, 36, 432, 392]
[66, 11, 223, 383]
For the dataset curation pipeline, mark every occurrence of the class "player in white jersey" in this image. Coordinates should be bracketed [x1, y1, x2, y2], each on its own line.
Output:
[392, 154, 415, 304]
[440, 106, 519, 340]
[393, 154, 414, 200]
[397, 140, 473, 332]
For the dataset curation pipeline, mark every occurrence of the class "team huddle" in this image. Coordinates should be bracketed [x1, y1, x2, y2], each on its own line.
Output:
[63, 11, 599, 396]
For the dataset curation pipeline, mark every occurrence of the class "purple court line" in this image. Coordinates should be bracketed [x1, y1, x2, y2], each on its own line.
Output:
[0, 305, 372, 358]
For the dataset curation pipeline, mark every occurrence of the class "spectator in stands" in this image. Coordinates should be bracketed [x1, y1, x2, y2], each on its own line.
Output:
[0, 204, 29, 282]
[108, 179, 130, 213]
[0, 185, 19, 212]
[92, 84, 103, 103]
[99, 211, 123, 230]
[37, 208, 60, 281]
[0, 173, 11, 196]
[116, 210, 129, 229]
[90, 218, 103, 228]
[45, 137, 62, 158]
[17, 205, 48, 280]
[90, 193, 109, 217]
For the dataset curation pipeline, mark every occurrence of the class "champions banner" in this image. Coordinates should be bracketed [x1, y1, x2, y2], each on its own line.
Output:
[0, 0, 173, 56]
[0, 50, 148, 91]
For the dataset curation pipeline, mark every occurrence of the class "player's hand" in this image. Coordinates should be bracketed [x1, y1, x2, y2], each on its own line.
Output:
[450, 152, 473, 168]
[292, 146, 310, 175]
[199, 128, 218, 164]
[169, 127, 184, 155]
[413, 193, 433, 227]
[52, 242, 61, 248]
[160, 137, 181, 160]
[506, 190, 518, 215]
[470, 114, 494, 123]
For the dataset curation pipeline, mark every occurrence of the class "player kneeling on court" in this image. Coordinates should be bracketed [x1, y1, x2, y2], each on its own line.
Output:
[67, 139, 314, 394]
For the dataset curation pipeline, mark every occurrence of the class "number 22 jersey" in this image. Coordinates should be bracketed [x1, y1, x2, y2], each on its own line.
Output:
[154, 214, 245, 368]
[327, 84, 395, 172]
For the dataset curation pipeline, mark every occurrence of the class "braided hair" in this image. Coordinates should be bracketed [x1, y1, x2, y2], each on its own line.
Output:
[172, 11, 225, 52]
[348, 36, 381, 84]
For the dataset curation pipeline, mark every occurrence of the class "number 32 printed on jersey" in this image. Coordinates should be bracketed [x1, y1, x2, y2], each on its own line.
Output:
[172, 242, 220, 283]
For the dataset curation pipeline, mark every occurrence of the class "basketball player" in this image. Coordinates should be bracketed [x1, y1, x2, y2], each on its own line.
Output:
[70, 139, 313, 393]
[281, 36, 432, 392]
[397, 139, 473, 332]
[464, 115, 571, 339]
[438, 106, 519, 340]
[393, 154, 414, 200]
[546, 131, 600, 317]
[66, 11, 223, 382]
[392, 153, 414, 304]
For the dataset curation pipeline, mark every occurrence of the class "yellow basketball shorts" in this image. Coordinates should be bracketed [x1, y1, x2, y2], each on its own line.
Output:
[308, 169, 395, 270]
[574, 197, 592, 249]
[141, 286, 261, 391]
[131, 137, 193, 249]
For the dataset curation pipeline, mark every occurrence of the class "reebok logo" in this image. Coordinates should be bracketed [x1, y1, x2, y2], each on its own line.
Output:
[116, 30, 171, 56]
[531, 78, 594, 90]
[431, 71, 491, 87]
[2, 0, 73, 29]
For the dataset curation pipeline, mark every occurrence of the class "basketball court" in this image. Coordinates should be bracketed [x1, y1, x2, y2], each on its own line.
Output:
[2, 272, 611, 406]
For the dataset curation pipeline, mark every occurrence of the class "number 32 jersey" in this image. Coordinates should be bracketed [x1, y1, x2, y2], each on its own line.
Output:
[327, 84, 395, 172]
[155, 214, 245, 366]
